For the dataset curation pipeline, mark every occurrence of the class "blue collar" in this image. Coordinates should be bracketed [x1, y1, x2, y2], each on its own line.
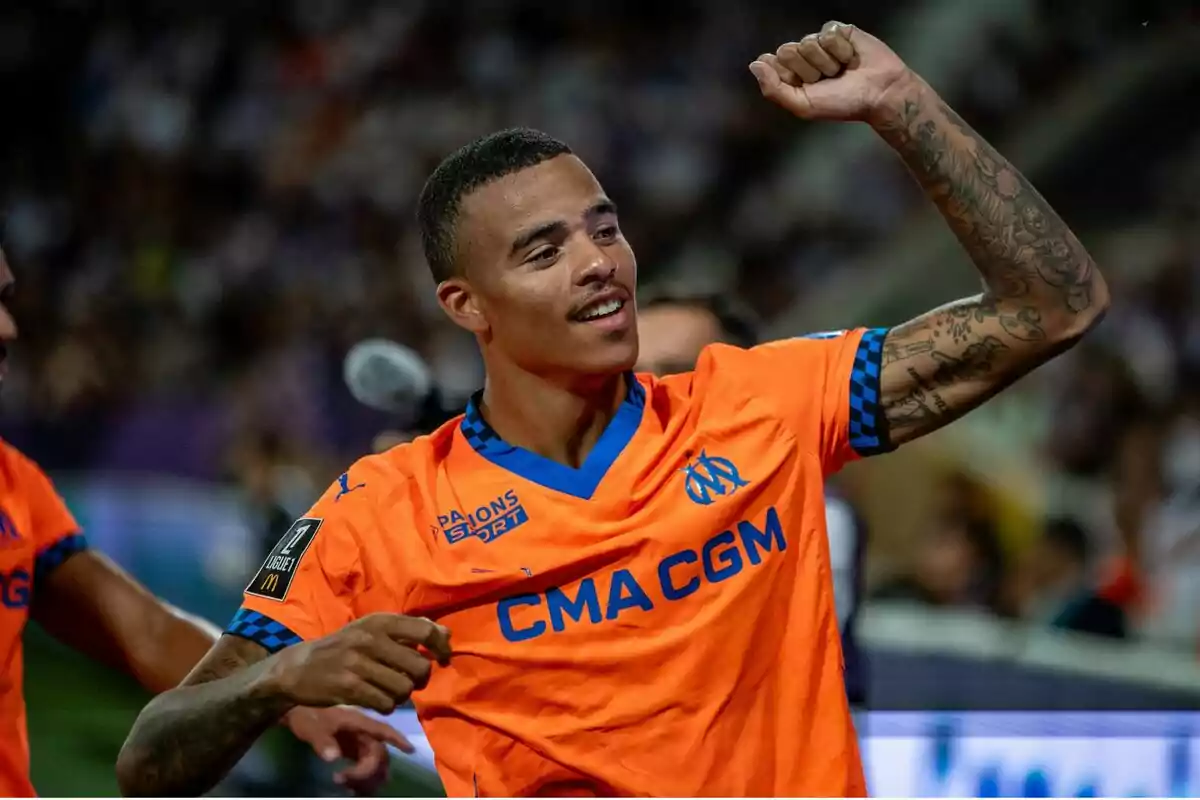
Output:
[460, 375, 646, 500]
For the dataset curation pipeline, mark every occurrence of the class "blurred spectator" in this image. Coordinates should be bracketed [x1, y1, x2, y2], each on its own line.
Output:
[1015, 518, 1127, 640]
[872, 514, 1007, 616]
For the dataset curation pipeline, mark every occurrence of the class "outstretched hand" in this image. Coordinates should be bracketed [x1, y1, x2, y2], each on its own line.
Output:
[749, 21, 914, 122]
[284, 705, 414, 795]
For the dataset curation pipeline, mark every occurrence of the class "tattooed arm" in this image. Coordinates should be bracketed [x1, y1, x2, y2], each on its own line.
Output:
[116, 614, 448, 797]
[867, 75, 1109, 447]
[115, 636, 290, 797]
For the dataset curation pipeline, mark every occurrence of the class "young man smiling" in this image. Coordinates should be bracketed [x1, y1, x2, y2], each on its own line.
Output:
[118, 21, 1107, 797]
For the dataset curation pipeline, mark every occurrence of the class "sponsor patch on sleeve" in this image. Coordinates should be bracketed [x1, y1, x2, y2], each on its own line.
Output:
[245, 517, 323, 602]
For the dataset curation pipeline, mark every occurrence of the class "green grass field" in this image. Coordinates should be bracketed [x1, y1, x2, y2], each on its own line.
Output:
[23, 625, 444, 797]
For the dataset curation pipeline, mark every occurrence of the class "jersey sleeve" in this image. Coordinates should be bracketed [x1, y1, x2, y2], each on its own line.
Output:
[694, 327, 892, 474]
[225, 464, 381, 654]
[8, 449, 88, 582]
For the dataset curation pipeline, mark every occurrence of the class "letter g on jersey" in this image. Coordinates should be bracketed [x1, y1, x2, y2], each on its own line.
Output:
[682, 451, 748, 506]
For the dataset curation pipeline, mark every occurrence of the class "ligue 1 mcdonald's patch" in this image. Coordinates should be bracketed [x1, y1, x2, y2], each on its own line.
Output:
[246, 517, 323, 601]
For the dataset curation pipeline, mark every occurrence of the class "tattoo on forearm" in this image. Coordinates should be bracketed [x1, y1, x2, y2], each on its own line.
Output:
[874, 88, 1098, 319]
[119, 639, 287, 796]
[868, 80, 1105, 445]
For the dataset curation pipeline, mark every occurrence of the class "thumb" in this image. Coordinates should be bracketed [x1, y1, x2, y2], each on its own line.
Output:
[748, 60, 781, 96]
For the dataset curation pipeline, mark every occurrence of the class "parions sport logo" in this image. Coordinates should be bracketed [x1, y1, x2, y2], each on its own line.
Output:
[436, 489, 529, 545]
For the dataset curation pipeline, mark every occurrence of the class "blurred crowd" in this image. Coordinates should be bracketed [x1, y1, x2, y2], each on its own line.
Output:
[0, 0, 1197, 650]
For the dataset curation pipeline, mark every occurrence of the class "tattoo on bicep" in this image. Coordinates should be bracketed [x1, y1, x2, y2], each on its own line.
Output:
[883, 317, 1015, 438]
[882, 338, 935, 365]
[928, 336, 1010, 386]
[885, 367, 947, 425]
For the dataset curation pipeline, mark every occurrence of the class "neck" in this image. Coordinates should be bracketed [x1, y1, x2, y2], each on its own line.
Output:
[479, 365, 627, 469]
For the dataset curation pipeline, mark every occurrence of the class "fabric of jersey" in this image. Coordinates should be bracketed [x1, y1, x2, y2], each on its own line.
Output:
[0, 440, 87, 798]
[229, 328, 890, 797]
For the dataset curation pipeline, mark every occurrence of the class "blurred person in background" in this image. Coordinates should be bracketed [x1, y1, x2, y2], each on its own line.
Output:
[872, 511, 1007, 615]
[0, 247, 406, 797]
[1115, 367, 1200, 653]
[231, 430, 322, 563]
[1013, 517, 1127, 639]
[635, 286, 872, 717]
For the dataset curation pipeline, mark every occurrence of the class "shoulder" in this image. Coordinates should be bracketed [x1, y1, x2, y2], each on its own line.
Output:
[690, 331, 870, 382]
[318, 413, 467, 517]
[0, 438, 38, 477]
[0, 439, 59, 495]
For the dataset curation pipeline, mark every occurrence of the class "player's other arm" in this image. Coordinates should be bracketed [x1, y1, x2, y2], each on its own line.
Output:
[752, 23, 1109, 448]
[33, 550, 220, 693]
[870, 76, 1108, 446]
[116, 614, 451, 797]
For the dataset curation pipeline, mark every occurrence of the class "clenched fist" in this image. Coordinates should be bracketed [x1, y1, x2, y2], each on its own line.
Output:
[750, 21, 915, 122]
[263, 613, 452, 714]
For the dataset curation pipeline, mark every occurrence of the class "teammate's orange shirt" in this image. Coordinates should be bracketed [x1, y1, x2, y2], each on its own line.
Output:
[0, 441, 86, 798]
[231, 328, 891, 796]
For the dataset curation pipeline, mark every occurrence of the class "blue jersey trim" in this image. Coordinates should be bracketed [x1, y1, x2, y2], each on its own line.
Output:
[34, 533, 88, 582]
[460, 374, 646, 500]
[848, 327, 892, 457]
[225, 608, 304, 653]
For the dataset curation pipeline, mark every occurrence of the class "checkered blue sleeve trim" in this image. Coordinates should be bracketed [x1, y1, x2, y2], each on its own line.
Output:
[848, 327, 893, 457]
[225, 608, 304, 653]
[34, 533, 88, 582]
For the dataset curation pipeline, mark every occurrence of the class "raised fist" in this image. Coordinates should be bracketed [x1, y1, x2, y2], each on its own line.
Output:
[750, 21, 913, 122]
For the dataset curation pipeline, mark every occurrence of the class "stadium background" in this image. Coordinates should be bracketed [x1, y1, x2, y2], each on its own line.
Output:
[1, 0, 1198, 795]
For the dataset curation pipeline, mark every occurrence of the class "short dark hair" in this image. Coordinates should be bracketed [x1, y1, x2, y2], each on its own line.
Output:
[416, 128, 573, 282]
[639, 286, 761, 349]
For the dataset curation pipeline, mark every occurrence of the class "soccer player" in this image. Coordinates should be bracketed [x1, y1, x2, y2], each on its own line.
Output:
[0, 252, 407, 796]
[636, 288, 871, 718]
[117, 21, 1108, 797]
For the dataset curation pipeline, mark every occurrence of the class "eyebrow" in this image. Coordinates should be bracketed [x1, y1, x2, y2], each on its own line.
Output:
[508, 198, 619, 256]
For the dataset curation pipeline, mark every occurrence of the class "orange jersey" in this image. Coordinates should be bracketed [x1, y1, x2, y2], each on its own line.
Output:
[230, 328, 890, 796]
[0, 441, 86, 797]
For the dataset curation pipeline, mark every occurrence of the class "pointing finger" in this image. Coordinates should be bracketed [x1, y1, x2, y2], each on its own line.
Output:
[378, 615, 453, 666]
[749, 59, 784, 98]
[422, 622, 452, 666]
[336, 737, 387, 783]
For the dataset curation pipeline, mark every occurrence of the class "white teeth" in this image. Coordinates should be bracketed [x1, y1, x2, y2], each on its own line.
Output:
[580, 299, 623, 320]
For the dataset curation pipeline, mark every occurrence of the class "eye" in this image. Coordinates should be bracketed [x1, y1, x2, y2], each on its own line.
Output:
[594, 225, 619, 242]
[527, 246, 560, 266]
